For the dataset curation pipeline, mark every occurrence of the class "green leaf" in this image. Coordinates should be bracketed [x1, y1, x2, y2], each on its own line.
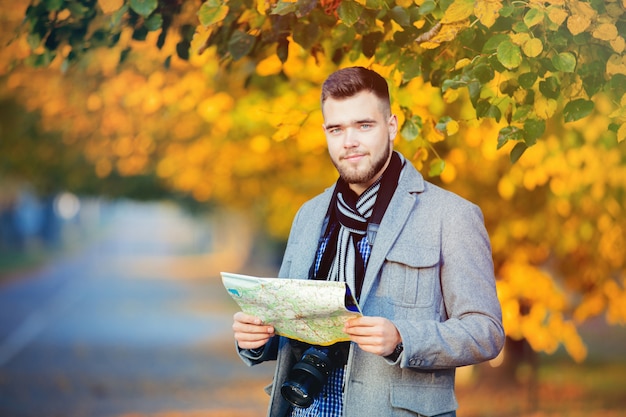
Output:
[472, 64, 495, 83]
[362, 31, 384, 58]
[295, 0, 318, 17]
[428, 158, 446, 177]
[400, 116, 421, 140]
[277, 37, 289, 63]
[551, 51, 576, 72]
[176, 40, 190, 59]
[271, 0, 297, 15]
[67, 2, 89, 17]
[293, 21, 319, 50]
[419, 0, 436, 15]
[510, 142, 527, 163]
[539, 76, 560, 99]
[198, 0, 229, 26]
[519, 72, 537, 89]
[483, 33, 509, 53]
[338, 0, 364, 27]
[563, 99, 594, 122]
[512, 105, 532, 122]
[228, 30, 255, 60]
[497, 40, 522, 69]
[610, 74, 626, 98]
[366, 0, 387, 8]
[523, 8, 544, 27]
[435, 116, 453, 132]
[145, 13, 163, 31]
[442, 78, 467, 91]
[476, 100, 502, 121]
[389, 6, 411, 27]
[398, 54, 422, 81]
[523, 118, 545, 145]
[498, 126, 524, 149]
[44, 0, 64, 11]
[130, 0, 158, 17]
[468, 80, 481, 107]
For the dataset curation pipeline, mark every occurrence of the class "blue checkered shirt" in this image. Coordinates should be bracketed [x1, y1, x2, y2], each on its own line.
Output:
[291, 227, 371, 417]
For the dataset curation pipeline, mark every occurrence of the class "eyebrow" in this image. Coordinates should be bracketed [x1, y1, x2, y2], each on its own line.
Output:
[325, 118, 378, 130]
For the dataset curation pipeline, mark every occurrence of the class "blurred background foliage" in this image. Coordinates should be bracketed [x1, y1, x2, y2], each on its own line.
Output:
[1, 0, 625, 371]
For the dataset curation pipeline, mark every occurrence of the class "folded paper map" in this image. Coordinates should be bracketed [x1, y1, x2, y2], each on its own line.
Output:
[221, 272, 362, 346]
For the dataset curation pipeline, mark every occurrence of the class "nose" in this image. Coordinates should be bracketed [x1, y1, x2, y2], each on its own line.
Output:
[343, 128, 359, 148]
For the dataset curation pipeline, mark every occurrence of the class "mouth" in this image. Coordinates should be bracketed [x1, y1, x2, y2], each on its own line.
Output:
[341, 153, 365, 162]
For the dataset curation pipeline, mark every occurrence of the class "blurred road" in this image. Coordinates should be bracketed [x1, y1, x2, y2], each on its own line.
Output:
[0, 201, 274, 417]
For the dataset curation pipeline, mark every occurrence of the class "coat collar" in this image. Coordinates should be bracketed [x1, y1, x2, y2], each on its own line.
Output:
[306, 159, 426, 304]
[358, 162, 424, 304]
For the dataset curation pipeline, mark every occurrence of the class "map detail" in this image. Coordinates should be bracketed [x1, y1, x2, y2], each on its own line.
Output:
[221, 272, 362, 346]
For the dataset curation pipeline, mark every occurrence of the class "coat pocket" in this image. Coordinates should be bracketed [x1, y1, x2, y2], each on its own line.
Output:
[390, 383, 457, 416]
[383, 244, 440, 308]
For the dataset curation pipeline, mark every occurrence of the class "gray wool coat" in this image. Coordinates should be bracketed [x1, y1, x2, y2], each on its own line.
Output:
[238, 157, 505, 417]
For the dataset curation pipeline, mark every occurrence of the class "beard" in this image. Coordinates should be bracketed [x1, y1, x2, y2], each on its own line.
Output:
[333, 141, 391, 186]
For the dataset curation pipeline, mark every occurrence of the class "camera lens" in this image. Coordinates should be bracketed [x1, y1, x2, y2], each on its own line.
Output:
[281, 347, 332, 408]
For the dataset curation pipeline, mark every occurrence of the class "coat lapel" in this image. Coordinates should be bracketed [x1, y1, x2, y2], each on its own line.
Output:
[358, 164, 425, 305]
[290, 186, 335, 280]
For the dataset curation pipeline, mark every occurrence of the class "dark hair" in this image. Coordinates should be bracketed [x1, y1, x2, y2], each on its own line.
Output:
[321, 67, 390, 110]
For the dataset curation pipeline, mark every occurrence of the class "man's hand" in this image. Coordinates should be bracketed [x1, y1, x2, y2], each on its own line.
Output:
[232, 312, 275, 350]
[344, 316, 402, 357]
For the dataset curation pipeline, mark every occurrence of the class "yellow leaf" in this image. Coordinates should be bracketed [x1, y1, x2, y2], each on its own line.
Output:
[569, 0, 597, 20]
[592, 23, 618, 41]
[611, 36, 626, 53]
[510, 32, 531, 46]
[618, 123, 626, 143]
[418, 41, 440, 49]
[534, 95, 557, 119]
[437, 22, 469, 41]
[566, 14, 591, 36]
[523, 38, 543, 57]
[446, 119, 459, 135]
[607, 54, 626, 76]
[98, 0, 124, 14]
[441, 0, 475, 24]
[396, 0, 414, 7]
[454, 58, 472, 70]
[255, 0, 267, 15]
[606, 2, 624, 18]
[474, 0, 502, 28]
[498, 177, 516, 200]
[443, 88, 459, 103]
[256, 54, 283, 76]
[547, 6, 568, 26]
[423, 118, 445, 143]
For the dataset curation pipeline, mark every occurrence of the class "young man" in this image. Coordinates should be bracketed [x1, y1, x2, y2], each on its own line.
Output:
[232, 67, 505, 417]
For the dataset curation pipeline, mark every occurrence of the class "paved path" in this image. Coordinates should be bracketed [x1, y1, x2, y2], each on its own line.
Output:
[0, 202, 274, 417]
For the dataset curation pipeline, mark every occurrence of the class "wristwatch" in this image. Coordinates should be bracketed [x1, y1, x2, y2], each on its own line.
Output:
[386, 342, 403, 361]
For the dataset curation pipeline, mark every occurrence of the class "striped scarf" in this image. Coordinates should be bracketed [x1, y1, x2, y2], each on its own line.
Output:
[328, 176, 381, 294]
[314, 152, 404, 300]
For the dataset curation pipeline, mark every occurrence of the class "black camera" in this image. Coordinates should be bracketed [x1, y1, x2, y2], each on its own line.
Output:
[280, 346, 333, 408]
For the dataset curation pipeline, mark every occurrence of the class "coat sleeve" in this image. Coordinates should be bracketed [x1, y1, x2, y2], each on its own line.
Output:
[392, 198, 505, 370]
[235, 204, 309, 367]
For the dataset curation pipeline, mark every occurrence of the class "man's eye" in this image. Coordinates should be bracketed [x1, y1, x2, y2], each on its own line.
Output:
[328, 127, 342, 135]
[360, 124, 372, 130]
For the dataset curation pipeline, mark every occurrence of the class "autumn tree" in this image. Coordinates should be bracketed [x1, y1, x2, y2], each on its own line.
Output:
[2, 0, 625, 366]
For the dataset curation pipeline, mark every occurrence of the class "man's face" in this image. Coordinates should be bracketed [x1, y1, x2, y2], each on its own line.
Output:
[322, 91, 397, 195]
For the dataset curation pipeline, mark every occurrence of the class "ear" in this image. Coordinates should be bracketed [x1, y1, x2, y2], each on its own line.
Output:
[388, 114, 398, 141]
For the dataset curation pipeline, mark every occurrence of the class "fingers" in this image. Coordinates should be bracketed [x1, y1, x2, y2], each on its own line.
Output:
[233, 312, 275, 350]
[344, 316, 401, 357]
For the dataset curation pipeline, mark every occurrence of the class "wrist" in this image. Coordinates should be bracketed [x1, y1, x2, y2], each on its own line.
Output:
[385, 342, 403, 361]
